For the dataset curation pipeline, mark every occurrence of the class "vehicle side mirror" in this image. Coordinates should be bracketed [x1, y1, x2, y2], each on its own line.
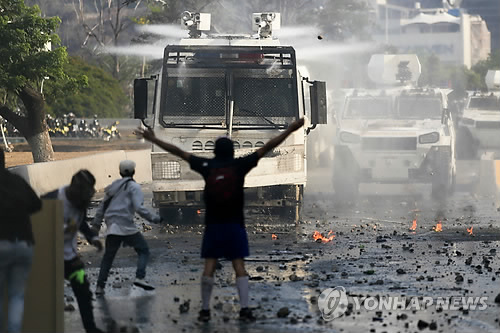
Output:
[310, 81, 327, 125]
[134, 79, 148, 120]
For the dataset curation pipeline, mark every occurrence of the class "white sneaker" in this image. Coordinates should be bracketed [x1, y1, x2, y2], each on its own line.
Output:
[133, 278, 155, 291]
[95, 286, 105, 296]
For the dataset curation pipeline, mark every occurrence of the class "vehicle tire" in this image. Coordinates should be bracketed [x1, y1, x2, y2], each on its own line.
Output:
[271, 204, 302, 223]
[180, 208, 203, 224]
[159, 207, 180, 224]
[333, 149, 359, 201]
[431, 150, 452, 200]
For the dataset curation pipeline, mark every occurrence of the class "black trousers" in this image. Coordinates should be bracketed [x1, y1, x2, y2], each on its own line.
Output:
[64, 257, 98, 333]
[97, 232, 150, 288]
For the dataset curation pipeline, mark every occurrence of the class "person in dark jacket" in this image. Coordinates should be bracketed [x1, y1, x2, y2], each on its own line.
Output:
[0, 149, 42, 333]
[42, 170, 104, 333]
[136, 118, 305, 322]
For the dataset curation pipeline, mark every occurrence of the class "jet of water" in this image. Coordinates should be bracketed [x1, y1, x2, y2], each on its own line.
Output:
[136, 24, 187, 38]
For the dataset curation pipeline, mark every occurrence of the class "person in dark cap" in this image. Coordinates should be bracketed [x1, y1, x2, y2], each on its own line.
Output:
[92, 160, 161, 295]
[42, 170, 104, 333]
[0, 149, 42, 333]
[135, 117, 305, 323]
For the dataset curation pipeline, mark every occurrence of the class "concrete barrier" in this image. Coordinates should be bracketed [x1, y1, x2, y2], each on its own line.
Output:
[496, 160, 500, 209]
[9, 149, 151, 195]
[2, 200, 65, 333]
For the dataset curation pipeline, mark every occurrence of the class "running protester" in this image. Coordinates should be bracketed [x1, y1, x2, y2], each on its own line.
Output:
[92, 160, 161, 295]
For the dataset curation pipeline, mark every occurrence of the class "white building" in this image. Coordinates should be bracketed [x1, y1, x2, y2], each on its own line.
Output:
[372, 1, 491, 69]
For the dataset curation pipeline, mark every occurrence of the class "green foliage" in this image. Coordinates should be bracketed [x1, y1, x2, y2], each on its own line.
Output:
[0, 0, 69, 93]
[417, 51, 500, 92]
[45, 57, 128, 118]
[471, 50, 500, 90]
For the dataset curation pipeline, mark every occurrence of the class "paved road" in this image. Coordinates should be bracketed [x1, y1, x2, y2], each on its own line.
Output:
[65, 165, 500, 333]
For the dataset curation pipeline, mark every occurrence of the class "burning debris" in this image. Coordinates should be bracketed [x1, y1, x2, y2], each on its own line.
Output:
[410, 219, 417, 231]
[467, 226, 474, 235]
[312, 230, 335, 243]
[432, 221, 443, 232]
[272, 234, 278, 240]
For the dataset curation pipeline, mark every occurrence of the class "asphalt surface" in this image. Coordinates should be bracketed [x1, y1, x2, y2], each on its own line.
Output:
[64, 165, 500, 333]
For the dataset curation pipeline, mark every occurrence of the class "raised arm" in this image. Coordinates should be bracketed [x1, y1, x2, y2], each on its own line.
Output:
[256, 118, 305, 159]
[135, 127, 191, 162]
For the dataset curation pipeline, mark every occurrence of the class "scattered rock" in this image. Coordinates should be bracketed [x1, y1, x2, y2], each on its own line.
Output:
[289, 274, 303, 282]
[396, 268, 406, 275]
[179, 300, 190, 314]
[64, 304, 75, 312]
[370, 279, 384, 286]
[277, 307, 290, 318]
[417, 319, 429, 330]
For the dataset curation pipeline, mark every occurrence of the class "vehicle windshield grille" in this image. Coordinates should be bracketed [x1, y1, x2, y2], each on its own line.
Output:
[398, 97, 442, 119]
[345, 98, 392, 118]
[468, 97, 500, 110]
[362, 137, 417, 150]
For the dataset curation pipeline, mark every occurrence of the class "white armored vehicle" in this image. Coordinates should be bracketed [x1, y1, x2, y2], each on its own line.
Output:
[457, 70, 500, 159]
[333, 54, 456, 199]
[133, 12, 327, 222]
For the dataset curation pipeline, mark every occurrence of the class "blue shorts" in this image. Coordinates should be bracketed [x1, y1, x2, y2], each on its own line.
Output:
[201, 224, 249, 260]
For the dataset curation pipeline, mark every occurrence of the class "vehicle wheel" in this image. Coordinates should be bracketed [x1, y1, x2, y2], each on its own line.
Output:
[180, 208, 203, 224]
[159, 207, 180, 224]
[273, 204, 302, 223]
[431, 150, 452, 200]
[333, 152, 359, 202]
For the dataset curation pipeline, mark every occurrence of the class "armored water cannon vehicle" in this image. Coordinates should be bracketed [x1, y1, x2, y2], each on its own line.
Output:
[133, 12, 327, 222]
[333, 54, 456, 200]
[457, 70, 500, 159]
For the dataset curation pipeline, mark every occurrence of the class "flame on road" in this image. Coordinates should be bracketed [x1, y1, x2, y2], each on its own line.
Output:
[272, 234, 278, 240]
[410, 219, 417, 231]
[467, 226, 473, 235]
[313, 230, 335, 243]
[433, 221, 443, 232]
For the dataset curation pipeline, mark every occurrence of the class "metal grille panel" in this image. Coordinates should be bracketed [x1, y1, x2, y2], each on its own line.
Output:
[152, 161, 181, 180]
[163, 75, 225, 124]
[278, 153, 303, 172]
[233, 77, 295, 124]
[362, 137, 417, 151]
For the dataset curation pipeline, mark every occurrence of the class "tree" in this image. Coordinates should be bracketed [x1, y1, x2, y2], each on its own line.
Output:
[45, 57, 128, 118]
[0, 0, 83, 162]
[71, 0, 149, 79]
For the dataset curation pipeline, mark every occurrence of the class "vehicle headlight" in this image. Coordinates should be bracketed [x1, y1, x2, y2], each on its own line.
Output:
[418, 132, 440, 144]
[340, 131, 361, 143]
[460, 118, 475, 126]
